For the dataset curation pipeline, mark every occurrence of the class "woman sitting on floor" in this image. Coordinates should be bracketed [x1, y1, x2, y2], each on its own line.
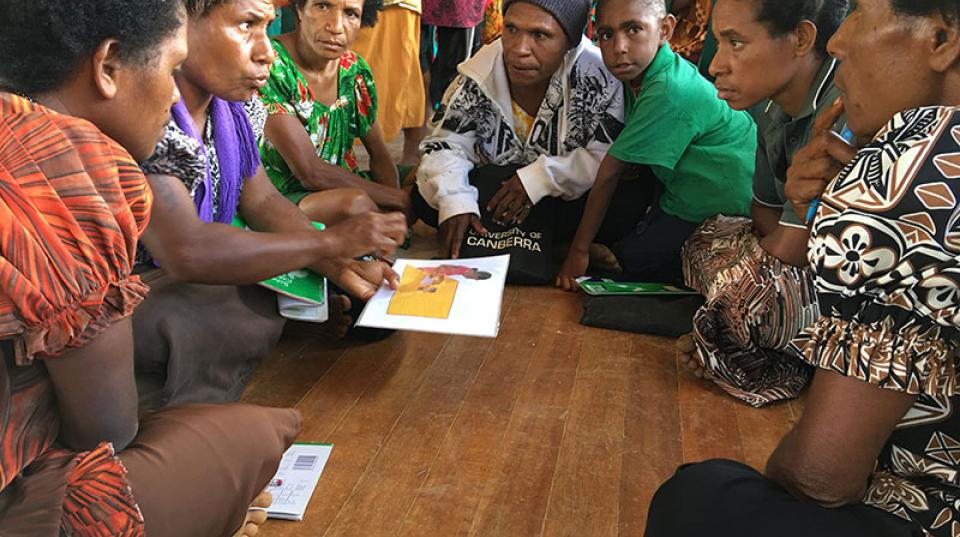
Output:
[647, 0, 960, 535]
[257, 0, 410, 220]
[0, 1, 299, 535]
[677, 0, 849, 407]
[412, 0, 627, 264]
[135, 0, 407, 411]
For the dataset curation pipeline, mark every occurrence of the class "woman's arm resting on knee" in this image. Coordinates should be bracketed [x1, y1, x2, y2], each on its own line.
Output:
[45, 318, 139, 452]
[263, 114, 406, 209]
[751, 202, 782, 238]
[758, 224, 811, 267]
[239, 168, 406, 260]
[765, 369, 916, 507]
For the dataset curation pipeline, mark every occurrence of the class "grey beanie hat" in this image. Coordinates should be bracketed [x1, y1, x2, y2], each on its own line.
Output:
[503, 0, 591, 46]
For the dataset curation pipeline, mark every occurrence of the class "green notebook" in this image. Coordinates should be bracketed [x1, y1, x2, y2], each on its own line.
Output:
[576, 278, 699, 297]
[232, 216, 327, 306]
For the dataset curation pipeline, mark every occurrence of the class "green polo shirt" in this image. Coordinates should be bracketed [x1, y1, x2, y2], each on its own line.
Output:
[753, 58, 845, 227]
[608, 44, 756, 223]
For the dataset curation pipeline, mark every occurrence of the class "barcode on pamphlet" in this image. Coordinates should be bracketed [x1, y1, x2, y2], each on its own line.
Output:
[293, 455, 318, 471]
[265, 444, 333, 521]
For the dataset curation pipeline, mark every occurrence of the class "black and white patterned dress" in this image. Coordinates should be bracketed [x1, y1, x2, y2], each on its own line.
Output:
[136, 99, 266, 266]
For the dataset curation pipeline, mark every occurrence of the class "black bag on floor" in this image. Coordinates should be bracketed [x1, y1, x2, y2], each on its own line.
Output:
[457, 166, 556, 285]
[580, 294, 705, 338]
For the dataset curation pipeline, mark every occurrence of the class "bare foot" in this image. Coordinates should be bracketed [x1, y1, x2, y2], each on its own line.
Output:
[323, 294, 352, 340]
[232, 490, 272, 537]
[676, 333, 711, 380]
[283, 294, 352, 341]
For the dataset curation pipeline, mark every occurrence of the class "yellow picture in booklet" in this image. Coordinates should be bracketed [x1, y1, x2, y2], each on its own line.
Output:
[387, 266, 458, 319]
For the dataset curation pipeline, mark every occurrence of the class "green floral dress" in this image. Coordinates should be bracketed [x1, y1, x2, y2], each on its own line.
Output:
[258, 40, 378, 202]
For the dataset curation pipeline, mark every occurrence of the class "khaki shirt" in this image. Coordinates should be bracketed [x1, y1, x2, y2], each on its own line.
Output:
[753, 58, 844, 227]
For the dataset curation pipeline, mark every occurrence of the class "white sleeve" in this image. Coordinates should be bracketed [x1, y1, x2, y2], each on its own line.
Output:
[416, 149, 478, 223]
[517, 145, 606, 204]
[416, 76, 483, 223]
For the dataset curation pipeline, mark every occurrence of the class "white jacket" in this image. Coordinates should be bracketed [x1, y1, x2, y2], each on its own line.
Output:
[416, 35, 626, 223]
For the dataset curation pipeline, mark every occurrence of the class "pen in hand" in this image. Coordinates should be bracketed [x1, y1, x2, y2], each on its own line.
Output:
[805, 199, 821, 225]
[805, 126, 856, 225]
[355, 254, 396, 265]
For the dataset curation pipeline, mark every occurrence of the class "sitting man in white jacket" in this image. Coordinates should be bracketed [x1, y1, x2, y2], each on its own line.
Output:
[412, 0, 632, 266]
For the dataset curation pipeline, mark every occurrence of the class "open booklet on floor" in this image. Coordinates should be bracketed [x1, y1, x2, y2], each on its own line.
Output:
[356, 255, 511, 338]
[265, 443, 334, 521]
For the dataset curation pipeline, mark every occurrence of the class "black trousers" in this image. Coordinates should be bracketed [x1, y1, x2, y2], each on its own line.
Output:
[611, 189, 701, 284]
[412, 164, 702, 283]
[411, 164, 653, 247]
[646, 460, 923, 537]
[420, 25, 483, 108]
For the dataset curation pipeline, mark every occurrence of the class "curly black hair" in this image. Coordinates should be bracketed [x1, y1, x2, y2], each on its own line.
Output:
[752, 0, 850, 57]
[289, 0, 384, 28]
[891, 0, 960, 25]
[0, 0, 184, 95]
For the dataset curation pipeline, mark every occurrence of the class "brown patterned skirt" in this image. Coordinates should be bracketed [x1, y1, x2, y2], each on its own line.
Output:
[683, 216, 817, 407]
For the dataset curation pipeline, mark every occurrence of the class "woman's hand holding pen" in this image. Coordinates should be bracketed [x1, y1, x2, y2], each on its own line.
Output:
[312, 213, 404, 299]
[324, 211, 407, 259]
[785, 98, 858, 224]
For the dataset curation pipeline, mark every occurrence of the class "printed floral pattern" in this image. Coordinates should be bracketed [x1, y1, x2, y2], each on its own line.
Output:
[820, 224, 897, 286]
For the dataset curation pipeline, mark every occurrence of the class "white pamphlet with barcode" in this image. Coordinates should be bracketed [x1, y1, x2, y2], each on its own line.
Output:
[265, 443, 333, 521]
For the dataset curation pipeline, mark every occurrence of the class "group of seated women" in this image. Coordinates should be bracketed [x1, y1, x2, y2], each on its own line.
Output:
[3, 0, 960, 535]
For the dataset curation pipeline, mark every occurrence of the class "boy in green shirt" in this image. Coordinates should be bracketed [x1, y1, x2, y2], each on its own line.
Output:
[556, 0, 755, 290]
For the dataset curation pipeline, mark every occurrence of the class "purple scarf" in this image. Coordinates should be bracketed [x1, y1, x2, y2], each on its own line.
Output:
[170, 96, 260, 224]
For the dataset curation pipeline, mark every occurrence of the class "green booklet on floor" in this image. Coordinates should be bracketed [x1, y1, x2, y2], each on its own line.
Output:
[231, 216, 326, 306]
[576, 278, 699, 296]
[264, 269, 327, 305]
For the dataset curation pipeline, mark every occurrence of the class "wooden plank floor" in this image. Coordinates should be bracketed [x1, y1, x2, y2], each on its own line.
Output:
[241, 283, 801, 537]
[240, 135, 803, 535]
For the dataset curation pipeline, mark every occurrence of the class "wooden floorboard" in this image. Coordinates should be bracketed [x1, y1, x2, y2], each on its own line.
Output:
[395, 287, 544, 537]
[466, 288, 584, 537]
[241, 328, 347, 408]
[292, 331, 449, 536]
[323, 333, 495, 537]
[540, 328, 632, 537]
[678, 366, 746, 463]
[620, 334, 682, 536]
[327, 288, 522, 537]
[244, 284, 796, 537]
